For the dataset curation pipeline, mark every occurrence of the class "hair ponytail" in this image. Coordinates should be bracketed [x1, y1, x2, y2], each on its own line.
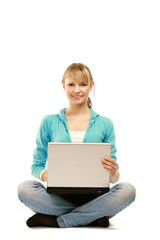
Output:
[87, 97, 92, 108]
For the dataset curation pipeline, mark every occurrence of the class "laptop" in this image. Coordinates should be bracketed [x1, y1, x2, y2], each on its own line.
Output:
[47, 142, 111, 194]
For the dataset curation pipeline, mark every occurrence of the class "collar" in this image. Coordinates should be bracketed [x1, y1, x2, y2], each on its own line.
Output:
[58, 107, 99, 122]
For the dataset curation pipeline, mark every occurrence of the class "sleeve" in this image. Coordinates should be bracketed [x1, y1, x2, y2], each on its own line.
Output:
[103, 118, 119, 169]
[103, 119, 120, 183]
[31, 116, 51, 179]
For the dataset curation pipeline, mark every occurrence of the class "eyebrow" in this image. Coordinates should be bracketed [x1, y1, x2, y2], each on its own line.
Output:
[68, 81, 87, 84]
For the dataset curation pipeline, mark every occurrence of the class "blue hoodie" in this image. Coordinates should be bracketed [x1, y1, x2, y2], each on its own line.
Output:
[32, 107, 117, 179]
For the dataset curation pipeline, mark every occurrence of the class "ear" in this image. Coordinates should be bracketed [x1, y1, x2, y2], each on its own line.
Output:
[62, 83, 65, 90]
[90, 82, 94, 91]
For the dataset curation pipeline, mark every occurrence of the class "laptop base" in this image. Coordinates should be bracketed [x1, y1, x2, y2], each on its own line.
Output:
[47, 187, 110, 195]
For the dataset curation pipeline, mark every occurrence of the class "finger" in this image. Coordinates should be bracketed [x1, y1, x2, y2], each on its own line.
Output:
[104, 163, 117, 175]
[102, 157, 118, 167]
[102, 161, 117, 169]
[103, 163, 117, 174]
[101, 159, 117, 171]
[103, 165, 116, 176]
[104, 156, 118, 164]
[101, 159, 118, 171]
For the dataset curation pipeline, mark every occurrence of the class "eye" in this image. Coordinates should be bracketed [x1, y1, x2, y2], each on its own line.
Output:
[68, 83, 87, 87]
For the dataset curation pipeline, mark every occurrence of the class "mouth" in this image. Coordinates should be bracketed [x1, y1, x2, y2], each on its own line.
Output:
[72, 95, 83, 99]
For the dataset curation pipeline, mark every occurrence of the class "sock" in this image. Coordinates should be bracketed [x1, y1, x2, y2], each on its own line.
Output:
[26, 213, 60, 228]
[88, 216, 110, 227]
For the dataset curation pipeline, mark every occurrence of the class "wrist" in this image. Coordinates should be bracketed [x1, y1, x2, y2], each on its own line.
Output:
[40, 170, 47, 181]
[110, 170, 120, 183]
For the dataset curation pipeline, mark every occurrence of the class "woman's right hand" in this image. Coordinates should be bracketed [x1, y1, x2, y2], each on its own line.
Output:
[41, 170, 48, 182]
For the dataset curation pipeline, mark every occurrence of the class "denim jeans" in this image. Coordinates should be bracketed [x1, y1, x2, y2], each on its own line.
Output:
[18, 180, 136, 228]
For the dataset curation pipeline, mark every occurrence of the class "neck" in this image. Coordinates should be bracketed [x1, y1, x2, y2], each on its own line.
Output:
[65, 102, 90, 116]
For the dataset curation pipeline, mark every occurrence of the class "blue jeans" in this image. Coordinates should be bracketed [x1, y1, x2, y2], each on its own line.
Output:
[18, 180, 136, 228]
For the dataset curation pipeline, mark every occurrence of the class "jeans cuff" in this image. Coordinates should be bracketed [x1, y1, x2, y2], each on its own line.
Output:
[57, 216, 68, 228]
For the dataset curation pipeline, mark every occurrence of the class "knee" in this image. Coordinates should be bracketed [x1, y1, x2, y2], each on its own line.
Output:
[18, 180, 35, 201]
[120, 182, 136, 201]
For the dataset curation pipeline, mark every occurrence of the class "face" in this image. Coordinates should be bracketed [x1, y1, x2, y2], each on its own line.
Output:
[63, 78, 94, 105]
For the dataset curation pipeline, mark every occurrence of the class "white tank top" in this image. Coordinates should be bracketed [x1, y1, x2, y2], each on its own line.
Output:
[69, 131, 86, 143]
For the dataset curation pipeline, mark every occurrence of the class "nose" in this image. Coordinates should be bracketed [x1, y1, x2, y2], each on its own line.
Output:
[73, 85, 81, 93]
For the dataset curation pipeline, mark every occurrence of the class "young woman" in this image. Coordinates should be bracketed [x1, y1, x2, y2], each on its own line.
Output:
[18, 63, 136, 228]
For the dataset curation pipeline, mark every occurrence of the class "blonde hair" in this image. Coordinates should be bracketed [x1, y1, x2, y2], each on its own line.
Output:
[62, 63, 95, 108]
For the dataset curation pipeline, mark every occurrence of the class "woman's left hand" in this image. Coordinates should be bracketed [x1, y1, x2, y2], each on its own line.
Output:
[100, 156, 118, 176]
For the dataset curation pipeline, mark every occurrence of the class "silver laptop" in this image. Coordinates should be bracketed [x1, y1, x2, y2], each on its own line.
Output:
[47, 142, 111, 194]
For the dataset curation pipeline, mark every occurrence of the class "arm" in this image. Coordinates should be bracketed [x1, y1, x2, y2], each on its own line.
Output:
[31, 116, 51, 179]
[103, 118, 120, 183]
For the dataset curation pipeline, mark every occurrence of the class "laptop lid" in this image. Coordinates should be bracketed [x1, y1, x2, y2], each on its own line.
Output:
[47, 142, 111, 194]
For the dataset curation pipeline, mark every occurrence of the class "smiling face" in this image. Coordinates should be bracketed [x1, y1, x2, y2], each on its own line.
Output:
[62, 63, 95, 107]
[63, 78, 94, 105]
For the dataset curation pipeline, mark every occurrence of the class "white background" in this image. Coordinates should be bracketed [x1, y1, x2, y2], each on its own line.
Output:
[0, 0, 160, 239]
